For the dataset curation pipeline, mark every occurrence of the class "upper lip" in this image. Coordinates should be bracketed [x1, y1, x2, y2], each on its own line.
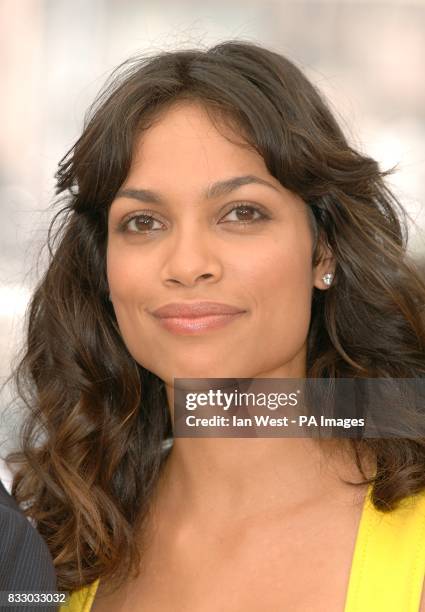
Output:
[150, 301, 246, 318]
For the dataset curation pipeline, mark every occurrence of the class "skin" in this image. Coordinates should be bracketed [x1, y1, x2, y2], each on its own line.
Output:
[103, 101, 381, 610]
[107, 103, 328, 384]
[105, 98, 374, 509]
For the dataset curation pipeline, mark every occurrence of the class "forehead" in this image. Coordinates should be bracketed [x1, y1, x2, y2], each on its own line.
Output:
[126, 101, 269, 181]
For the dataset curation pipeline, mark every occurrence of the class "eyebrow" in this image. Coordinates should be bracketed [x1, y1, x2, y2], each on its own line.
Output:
[115, 174, 280, 205]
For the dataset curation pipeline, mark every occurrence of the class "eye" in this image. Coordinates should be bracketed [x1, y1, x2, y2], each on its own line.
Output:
[220, 203, 268, 224]
[120, 213, 165, 234]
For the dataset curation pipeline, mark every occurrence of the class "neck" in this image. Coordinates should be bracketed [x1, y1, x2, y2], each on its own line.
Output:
[152, 375, 375, 529]
[153, 435, 373, 529]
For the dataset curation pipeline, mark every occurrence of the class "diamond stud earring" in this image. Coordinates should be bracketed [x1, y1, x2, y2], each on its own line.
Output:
[322, 273, 334, 286]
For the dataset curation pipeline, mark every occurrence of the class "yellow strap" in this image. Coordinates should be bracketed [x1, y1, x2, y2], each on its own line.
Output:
[61, 579, 99, 612]
[345, 484, 425, 612]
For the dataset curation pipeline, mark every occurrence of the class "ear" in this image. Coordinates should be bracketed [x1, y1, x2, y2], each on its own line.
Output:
[313, 240, 336, 290]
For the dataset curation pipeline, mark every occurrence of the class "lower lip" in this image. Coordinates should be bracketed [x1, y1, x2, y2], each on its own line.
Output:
[152, 312, 246, 335]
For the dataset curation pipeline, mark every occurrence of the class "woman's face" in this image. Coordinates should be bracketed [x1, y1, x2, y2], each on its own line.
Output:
[107, 101, 333, 384]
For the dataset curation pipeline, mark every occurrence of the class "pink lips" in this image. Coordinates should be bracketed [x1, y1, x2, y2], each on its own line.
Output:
[149, 301, 247, 335]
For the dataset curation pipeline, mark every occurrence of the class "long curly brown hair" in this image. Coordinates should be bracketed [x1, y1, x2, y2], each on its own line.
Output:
[5, 40, 425, 593]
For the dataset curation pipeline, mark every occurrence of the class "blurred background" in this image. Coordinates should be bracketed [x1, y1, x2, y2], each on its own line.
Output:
[1, 0, 424, 484]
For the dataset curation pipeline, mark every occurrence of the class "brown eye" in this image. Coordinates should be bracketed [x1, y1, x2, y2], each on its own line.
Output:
[221, 204, 267, 224]
[234, 206, 256, 221]
[124, 214, 164, 233]
[132, 216, 154, 231]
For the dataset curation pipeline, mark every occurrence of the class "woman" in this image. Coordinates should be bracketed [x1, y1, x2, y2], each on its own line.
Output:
[5, 40, 425, 611]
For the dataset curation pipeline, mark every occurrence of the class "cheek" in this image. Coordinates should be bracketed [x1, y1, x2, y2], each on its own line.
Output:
[107, 244, 147, 300]
[106, 245, 152, 339]
[240, 236, 313, 307]
[241, 237, 314, 345]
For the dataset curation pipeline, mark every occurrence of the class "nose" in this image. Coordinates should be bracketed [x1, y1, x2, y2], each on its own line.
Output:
[160, 223, 223, 287]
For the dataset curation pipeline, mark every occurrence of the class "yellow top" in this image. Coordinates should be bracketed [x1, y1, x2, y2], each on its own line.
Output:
[61, 483, 425, 611]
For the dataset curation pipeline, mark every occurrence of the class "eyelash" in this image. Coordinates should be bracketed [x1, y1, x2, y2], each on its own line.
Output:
[118, 203, 269, 234]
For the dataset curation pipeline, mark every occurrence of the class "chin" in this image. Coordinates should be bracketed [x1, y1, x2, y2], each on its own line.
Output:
[166, 364, 252, 383]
